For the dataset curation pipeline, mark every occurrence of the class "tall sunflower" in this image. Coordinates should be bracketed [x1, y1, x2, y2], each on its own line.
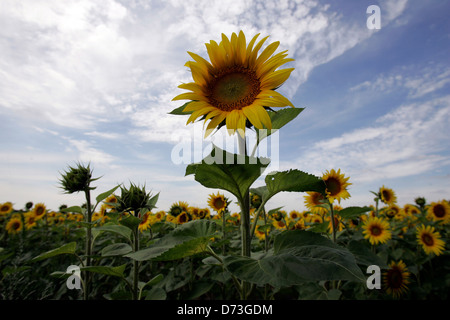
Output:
[383, 260, 411, 299]
[379, 186, 397, 206]
[427, 200, 450, 224]
[362, 216, 392, 245]
[322, 169, 351, 203]
[173, 31, 295, 136]
[416, 224, 445, 256]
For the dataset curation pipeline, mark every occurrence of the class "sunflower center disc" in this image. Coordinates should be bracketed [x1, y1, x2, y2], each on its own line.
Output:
[208, 67, 260, 112]
[422, 234, 434, 246]
[326, 178, 342, 196]
[370, 226, 382, 236]
[433, 205, 445, 218]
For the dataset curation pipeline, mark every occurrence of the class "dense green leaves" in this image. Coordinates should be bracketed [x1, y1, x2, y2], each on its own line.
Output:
[224, 230, 365, 287]
[126, 220, 218, 261]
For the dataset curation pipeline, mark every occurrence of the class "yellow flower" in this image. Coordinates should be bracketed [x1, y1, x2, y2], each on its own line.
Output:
[305, 213, 323, 224]
[176, 211, 190, 225]
[416, 224, 445, 256]
[379, 186, 397, 205]
[139, 211, 152, 232]
[383, 260, 410, 299]
[362, 217, 392, 245]
[427, 200, 450, 224]
[322, 169, 351, 203]
[32, 203, 47, 221]
[207, 192, 228, 214]
[6, 217, 23, 235]
[289, 210, 302, 220]
[304, 192, 327, 215]
[173, 31, 295, 137]
[0, 202, 13, 216]
[254, 224, 266, 241]
[24, 212, 37, 230]
[326, 214, 344, 234]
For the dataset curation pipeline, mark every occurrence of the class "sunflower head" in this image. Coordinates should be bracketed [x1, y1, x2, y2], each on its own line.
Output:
[304, 192, 327, 215]
[416, 224, 445, 256]
[116, 183, 152, 216]
[362, 216, 392, 245]
[59, 162, 96, 194]
[208, 192, 228, 214]
[33, 203, 47, 220]
[172, 30, 296, 137]
[378, 186, 397, 205]
[383, 260, 410, 299]
[6, 217, 23, 235]
[0, 202, 13, 216]
[322, 169, 351, 203]
[169, 201, 189, 217]
[427, 200, 450, 224]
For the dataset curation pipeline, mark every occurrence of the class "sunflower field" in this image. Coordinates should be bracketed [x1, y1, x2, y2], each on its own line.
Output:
[1, 31, 449, 301]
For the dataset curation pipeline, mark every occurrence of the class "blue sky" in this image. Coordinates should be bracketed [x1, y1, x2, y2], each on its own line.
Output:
[0, 0, 449, 214]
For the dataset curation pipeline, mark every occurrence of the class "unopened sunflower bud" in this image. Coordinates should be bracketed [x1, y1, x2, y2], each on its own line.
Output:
[59, 163, 95, 194]
[116, 183, 151, 216]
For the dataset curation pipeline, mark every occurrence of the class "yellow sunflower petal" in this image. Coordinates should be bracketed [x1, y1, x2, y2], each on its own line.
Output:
[260, 68, 295, 89]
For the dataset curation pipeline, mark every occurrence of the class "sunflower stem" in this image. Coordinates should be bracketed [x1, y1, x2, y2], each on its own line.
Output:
[328, 199, 337, 243]
[132, 226, 140, 300]
[84, 189, 93, 300]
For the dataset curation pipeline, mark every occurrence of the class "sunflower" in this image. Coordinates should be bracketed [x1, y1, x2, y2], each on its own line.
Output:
[0, 202, 13, 216]
[289, 210, 301, 220]
[379, 186, 397, 205]
[383, 260, 411, 299]
[254, 224, 266, 241]
[153, 210, 166, 222]
[322, 169, 351, 203]
[169, 201, 189, 217]
[6, 217, 23, 235]
[362, 217, 392, 245]
[416, 224, 445, 256]
[104, 194, 118, 210]
[208, 192, 228, 214]
[383, 204, 401, 220]
[403, 204, 420, 216]
[139, 211, 152, 232]
[176, 211, 190, 225]
[32, 203, 47, 220]
[326, 214, 343, 234]
[173, 31, 295, 137]
[24, 212, 37, 230]
[306, 213, 323, 224]
[304, 192, 327, 215]
[291, 219, 306, 230]
[427, 200, 450, 224]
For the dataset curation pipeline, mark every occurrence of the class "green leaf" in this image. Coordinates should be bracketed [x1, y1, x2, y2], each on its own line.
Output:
[257, 107, 304, 142]
[185, 145, 269, 201]
[146, 192, 160, 211]
[119, 214, 141, 231]
[95, 185, 120, 204]
[347, 241, 387, 268]
[96, 224, 132, 242]
[338, 206, 372, 219]
[224, 230, 365, 287]
[31, 242, 77, 262]
[264, 169, 326, 202]
[60, 206, 84, 214]
[81, 264, 127, 278]
[101, 243, 133, 257]
[169, 102, 193, 115]
[126, 220, 218, 261]
[145, 287, 167, 300]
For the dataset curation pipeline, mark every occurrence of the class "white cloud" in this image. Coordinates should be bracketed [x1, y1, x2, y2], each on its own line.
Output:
[289, 95, 450, 183]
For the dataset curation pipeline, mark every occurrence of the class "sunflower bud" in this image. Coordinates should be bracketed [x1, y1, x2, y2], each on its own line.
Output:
[59, 163, 96, 194]
[116, 183, 151, 216]
[415, 197, 426, 208]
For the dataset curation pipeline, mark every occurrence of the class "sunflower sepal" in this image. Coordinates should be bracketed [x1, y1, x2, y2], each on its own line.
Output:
[169, 101, 194, 115]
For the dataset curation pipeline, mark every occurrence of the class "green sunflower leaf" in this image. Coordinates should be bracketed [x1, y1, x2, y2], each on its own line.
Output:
[31, 242, 77, 262]
[224, 230, 365, 287]
[263, 169, 326, 203]
[185, 145, 270, 201]
[95, 185, 120, 204]
[257, 107, 304, 142]
[81, 264, 127, 278]
[101, 243, 133, 257]
[95, 224, 132, 242]
[125, 219, 218, 261]
[119, 214, 141, 231]
[337, 206, 372, 219]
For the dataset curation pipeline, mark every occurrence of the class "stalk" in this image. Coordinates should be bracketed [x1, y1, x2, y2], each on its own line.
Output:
[84, 189, 93, 300]
[133, 226, 140, 300]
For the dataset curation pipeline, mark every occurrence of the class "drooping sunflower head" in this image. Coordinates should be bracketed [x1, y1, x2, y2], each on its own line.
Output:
[362, 216, 392, 245]
[208, 192, 228, 213]
[24, 212, 37, 230]
[383, 260, 411, 299]
[176, 211, 190, 225]
[379, 186, 397, 205]
[416, 224, 445, 256]
[322, 169, 351, 203]
[427, 200, 450, 224]
[173, 31, 295, 137]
